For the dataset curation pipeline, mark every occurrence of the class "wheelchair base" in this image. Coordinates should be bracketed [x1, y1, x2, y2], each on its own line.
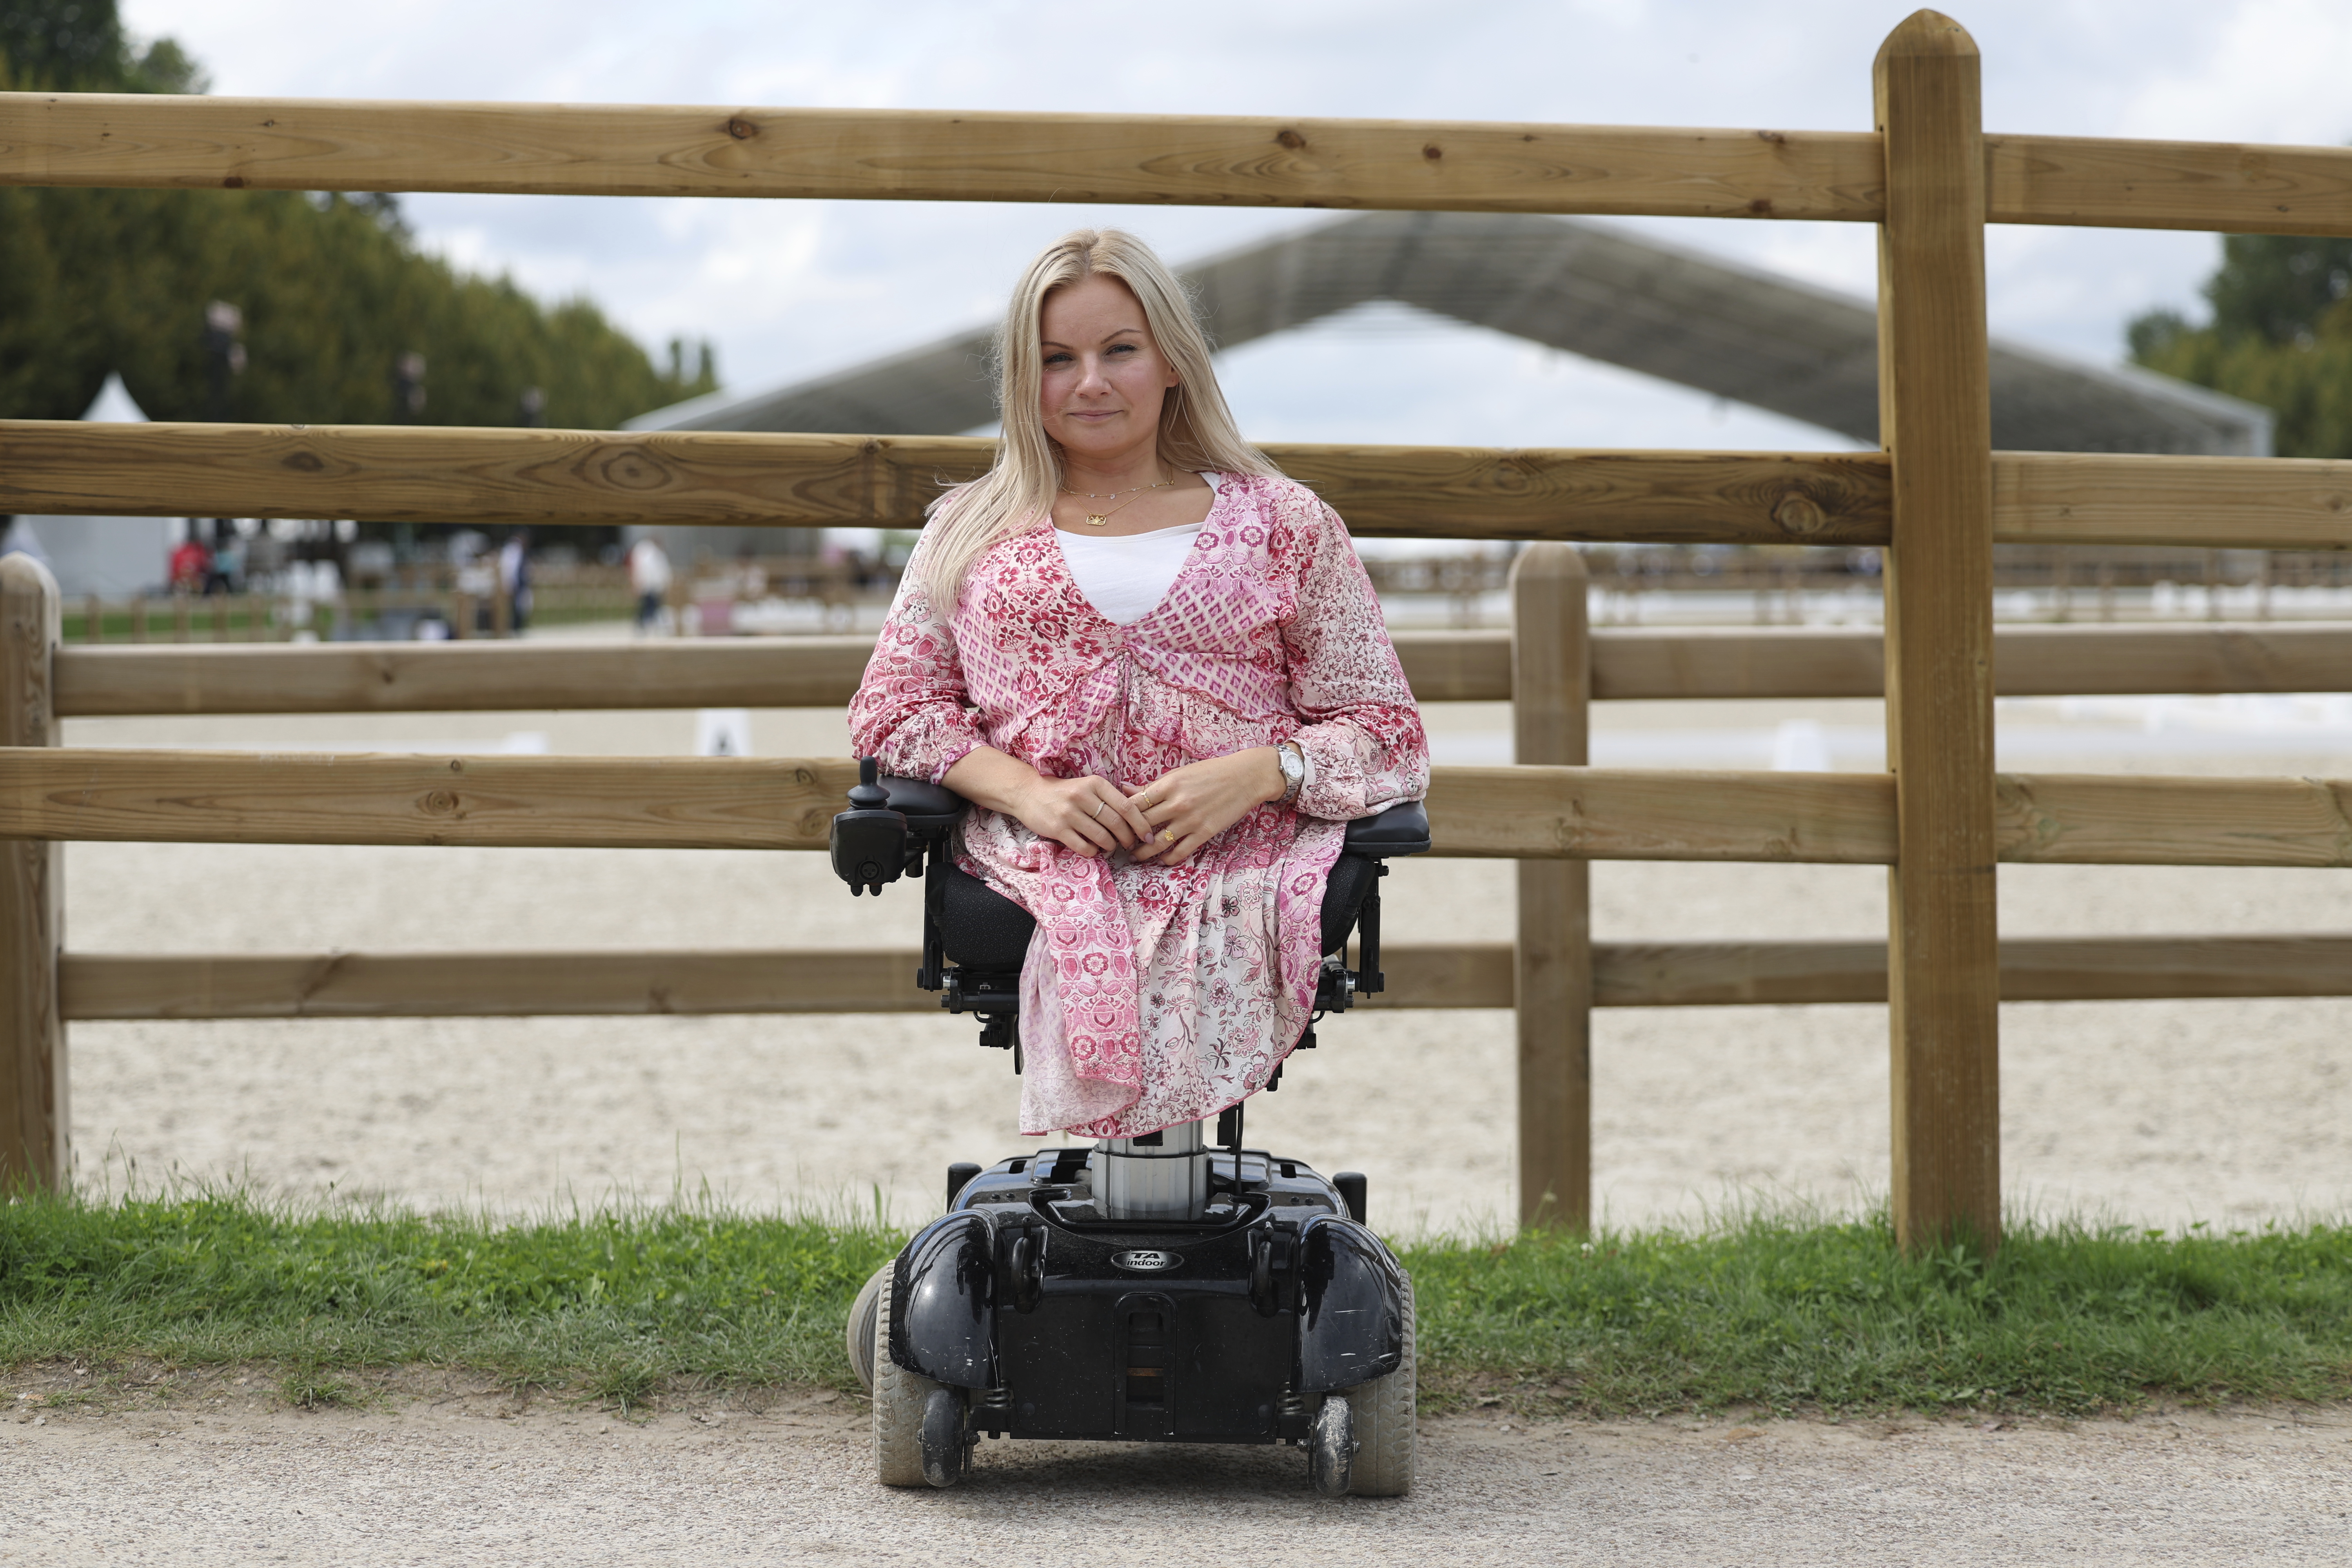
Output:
[866, 1145, 1415, 1489]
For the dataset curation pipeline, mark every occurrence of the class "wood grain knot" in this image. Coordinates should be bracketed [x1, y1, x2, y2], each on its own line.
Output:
[1275, 129, 1306, 150]
[1772, 492, 1828, 537]
[726, 118, 757, 140]
[1746, 197, 1775, 216]
[419, 790, 459, 816]
[597, 449, 670, 492]
[222, 176, 246, 189]
[1422, 144, 1442, 161]
[281, 451, 325, 474]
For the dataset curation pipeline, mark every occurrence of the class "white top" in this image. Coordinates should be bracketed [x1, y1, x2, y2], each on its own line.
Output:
[1055, 473, 1219, 626]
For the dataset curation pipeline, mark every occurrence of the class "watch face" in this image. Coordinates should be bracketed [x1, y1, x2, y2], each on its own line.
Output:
[1279, 745, 1305, 796]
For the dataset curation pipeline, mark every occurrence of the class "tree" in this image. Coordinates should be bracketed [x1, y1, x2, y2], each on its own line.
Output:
[2128, 234, 2352, 459]
[0, 2, 717, 431]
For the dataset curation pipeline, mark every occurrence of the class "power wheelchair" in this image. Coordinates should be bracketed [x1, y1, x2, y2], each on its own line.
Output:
[829, 759, 1430, 1496]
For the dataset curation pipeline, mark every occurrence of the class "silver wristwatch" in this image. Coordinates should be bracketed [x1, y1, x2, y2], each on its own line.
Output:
[1275, 741, 1306, 805]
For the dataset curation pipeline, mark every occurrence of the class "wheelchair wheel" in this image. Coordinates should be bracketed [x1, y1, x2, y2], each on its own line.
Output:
[846, 1263, 888, 1394]
[871, 1268, 947, 1486]
[1308, 1393, 1354, 1497]
[1345, 1274, 1416, 1496]
[919, 1386, 968, 1488]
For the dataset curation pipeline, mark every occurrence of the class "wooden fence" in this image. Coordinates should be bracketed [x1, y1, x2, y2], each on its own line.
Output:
[5, 9, 2352, 1247]
[9, 573, 2352, 1220]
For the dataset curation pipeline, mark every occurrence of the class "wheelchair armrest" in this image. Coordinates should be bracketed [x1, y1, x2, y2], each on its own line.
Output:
[1339, 800, 1431, 858]
[831, 761, 972, 897]
[878, 775, 970, 837]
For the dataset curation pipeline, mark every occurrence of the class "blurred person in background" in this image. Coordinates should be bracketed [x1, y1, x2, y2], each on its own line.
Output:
[629, 534, 671, 633]
[211, 525, 246, 595]
[169, 529, 211, 593]
[499, 529, 532, 633]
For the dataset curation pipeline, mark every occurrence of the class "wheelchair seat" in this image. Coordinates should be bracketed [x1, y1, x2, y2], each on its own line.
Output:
[931, 800, 1431, 971]
[832, 766, 1428, 1040]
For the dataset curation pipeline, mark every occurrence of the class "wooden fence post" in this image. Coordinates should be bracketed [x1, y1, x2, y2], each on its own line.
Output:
[1, 554, 67, 1191]
[1511, 544, 1592, 1229]
[1875, 10, 2001, 1251]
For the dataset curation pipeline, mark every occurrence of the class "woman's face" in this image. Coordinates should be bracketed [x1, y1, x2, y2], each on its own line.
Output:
[1037, 273, 1181, 462]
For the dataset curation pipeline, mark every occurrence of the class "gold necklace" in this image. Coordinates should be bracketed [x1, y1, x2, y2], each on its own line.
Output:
[1062, 472, 1175, 527]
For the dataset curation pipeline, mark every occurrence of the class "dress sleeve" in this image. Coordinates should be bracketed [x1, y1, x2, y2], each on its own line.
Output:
[847, 533, 986, 783]
[1279, 497, 1432, 820]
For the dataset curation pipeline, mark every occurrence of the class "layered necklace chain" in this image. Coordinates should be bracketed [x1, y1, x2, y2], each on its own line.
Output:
[1061, 470, 1176, 528]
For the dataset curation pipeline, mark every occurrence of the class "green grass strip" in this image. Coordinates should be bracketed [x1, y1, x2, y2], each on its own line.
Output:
[0, 1192, 901, 1406]
[1406, 1218, 2352, 1414]
[5, 1193, 2349, 1415]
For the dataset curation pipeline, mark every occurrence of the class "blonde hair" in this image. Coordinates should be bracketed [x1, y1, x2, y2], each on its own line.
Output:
[918, 228, 1279, 609]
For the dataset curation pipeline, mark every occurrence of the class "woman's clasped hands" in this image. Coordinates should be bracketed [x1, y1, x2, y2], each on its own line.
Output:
[949, 744, 1290, 864]
[1124, 748, 1288, 865]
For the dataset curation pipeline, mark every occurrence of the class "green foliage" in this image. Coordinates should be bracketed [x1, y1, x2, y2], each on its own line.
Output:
[0, 0, 716, 430]
[7, 1192, 2350, 1415]
[2129, 234, 2352, 459]
[2, 0, 139, 90]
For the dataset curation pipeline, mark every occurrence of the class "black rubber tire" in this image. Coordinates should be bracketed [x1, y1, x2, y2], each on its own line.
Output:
[918, 1386, 967, 1488]
[871, 1270, 944, 1487]
[1308, 1394, 1355, 1498]
[1346, 1274, 1416, 1496]
[846, 1263, 888, 1395]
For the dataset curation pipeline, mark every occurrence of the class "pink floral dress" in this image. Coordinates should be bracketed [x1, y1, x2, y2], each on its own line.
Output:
[848, 474, 1429, 1138]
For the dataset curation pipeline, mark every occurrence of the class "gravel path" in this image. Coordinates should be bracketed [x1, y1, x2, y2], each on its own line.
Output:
[5, 1381, 2347, 1565]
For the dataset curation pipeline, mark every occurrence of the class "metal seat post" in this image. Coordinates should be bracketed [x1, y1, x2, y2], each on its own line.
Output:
[1095, 1119, 1209, 1220]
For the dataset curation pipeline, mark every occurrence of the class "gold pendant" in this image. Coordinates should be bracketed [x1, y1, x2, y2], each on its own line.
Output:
[1085, 513, 1111, 528]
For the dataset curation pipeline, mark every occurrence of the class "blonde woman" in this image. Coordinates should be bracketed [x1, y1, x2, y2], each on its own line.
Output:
[849, 229, 1428, 1140]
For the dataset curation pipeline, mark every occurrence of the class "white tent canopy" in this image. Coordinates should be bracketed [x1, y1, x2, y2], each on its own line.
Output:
[630, 211, 2271, 454]
[5, 374, 178, 598]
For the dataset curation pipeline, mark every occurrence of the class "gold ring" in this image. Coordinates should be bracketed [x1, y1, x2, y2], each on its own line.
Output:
[1161, 829, 1176, 844]
[1092, 799, 1107, 820]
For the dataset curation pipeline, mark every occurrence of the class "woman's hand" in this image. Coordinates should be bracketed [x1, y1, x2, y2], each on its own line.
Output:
[942, 748, 1154, 859]
[1126, 747, 1287, 865]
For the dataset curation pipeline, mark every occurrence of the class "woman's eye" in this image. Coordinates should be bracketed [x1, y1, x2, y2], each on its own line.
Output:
[1107, 343, 1135, 356]
[1043, 352, 1071, 367]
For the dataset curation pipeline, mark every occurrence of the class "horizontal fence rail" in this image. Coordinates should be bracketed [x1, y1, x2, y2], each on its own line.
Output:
[49, 622, 2352, 715]
[55, 934, 2352, 1020]
[0, 95, 1886, 218]
[1587, 935, 2352, 1007]
[5, 749, 2351, 867]
[0, 425, 1892, 546]
[8, 95, 2352, 234]
[1583, 623, 2352, 702]
[1994, 454, 2352, 552]
[54, 637, 884, 716]
[9, 423, 2347, 552]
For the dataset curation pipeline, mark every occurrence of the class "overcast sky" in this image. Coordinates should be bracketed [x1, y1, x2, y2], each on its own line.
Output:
[120, 0, 2352, 452]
